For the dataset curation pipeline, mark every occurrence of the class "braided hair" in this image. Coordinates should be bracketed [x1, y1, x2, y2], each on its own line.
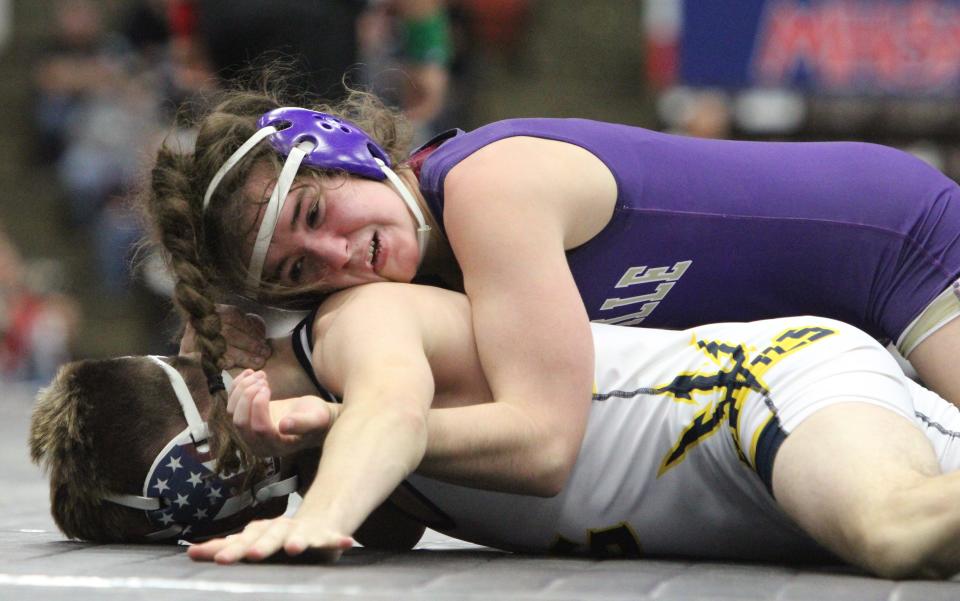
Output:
[139, 79, 411, 470]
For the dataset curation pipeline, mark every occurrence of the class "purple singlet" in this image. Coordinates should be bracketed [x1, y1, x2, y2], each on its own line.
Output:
[417, 119, 960, 341]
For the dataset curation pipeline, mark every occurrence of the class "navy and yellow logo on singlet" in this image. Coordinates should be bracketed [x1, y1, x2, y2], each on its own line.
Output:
[654, 325, 836, 476]
[559, 324, 837, 559]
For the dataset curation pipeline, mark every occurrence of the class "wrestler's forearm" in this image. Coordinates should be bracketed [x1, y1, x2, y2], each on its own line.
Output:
[414, 402, 571, 496]
[296, 401, 428, 536]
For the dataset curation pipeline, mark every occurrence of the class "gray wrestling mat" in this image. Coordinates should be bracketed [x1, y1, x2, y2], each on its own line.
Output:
[3, 382, 959, 601]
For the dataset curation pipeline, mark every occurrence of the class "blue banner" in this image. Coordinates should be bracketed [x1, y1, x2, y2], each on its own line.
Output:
[679, 0, 960, 95]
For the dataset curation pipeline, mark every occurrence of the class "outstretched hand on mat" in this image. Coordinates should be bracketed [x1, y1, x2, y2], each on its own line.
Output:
[228, 369, 340, 457]
[187, 515, 355, 564]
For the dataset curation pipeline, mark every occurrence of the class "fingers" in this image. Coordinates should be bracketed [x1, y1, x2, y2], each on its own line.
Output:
[187, 532, 239, 562]
[269, 397, 341, 450]
[228, 372, 304, 456]
[249, 380, 276, 436]
[182, 306, 271, 369]
[231, 371, 271, 432]
[226, 369, 253, 414]
[250, 381, 299, 447]
[186, 518, 355, 564]
[222, 346, 268, 371]
[206, 520, 281, 564]
[274, 397, 334, 436]
[187, 526, 264, 563]
[285, 533, 354, 557]
[242, 520, 294, 562]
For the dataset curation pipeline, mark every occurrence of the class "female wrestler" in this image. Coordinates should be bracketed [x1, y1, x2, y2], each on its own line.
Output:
[30, 281, 960, 579]
[143, 85, 960, 497]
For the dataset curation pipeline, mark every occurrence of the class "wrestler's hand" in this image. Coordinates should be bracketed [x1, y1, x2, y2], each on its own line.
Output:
[180, 304, 271, 370]
[186, 516, 355, 564]
[228, 369, 340, 457]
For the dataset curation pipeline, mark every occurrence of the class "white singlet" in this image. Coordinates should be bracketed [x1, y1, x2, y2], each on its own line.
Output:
[395, 317, 960, 561]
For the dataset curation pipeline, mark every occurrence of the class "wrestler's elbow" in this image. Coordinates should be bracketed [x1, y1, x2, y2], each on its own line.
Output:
[492, 392, 583, 496]
[526, 431, 578, 497]
[391, 404, 429, 451]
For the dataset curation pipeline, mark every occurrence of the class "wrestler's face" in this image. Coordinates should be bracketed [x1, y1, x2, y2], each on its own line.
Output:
[242, 161, 421, 293]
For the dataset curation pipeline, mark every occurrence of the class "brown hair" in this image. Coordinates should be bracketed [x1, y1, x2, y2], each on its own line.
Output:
[138, 80, 412, 468]
[142, 79, 413, 308]
[29, 356, 201, 542]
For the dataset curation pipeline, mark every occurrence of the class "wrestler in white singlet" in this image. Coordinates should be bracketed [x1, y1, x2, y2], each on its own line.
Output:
[388, 317, 960, 561]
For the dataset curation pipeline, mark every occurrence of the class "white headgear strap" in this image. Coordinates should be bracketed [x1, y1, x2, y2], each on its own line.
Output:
[202, 126, 278, 211]
[202, 126, 431, 291]
[374, 158, 431, 266]
[102, 356, 215, 513]
[245, 141, 313, 289]
[102, 358, 296, 542]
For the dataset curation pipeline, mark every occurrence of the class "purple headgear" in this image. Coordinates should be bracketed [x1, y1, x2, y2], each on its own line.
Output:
[202, 107, 430, 289]
[256, 107, 391, 180]
[103, 357, 298, 542]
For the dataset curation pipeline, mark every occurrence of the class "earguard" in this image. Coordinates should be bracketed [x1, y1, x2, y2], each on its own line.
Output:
[103, 357, 298, 542]
[202, 107, 431, 289]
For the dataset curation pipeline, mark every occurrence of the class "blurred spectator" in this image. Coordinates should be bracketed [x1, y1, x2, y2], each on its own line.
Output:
[0, 227, 79, 384]
[657, 88, 733, 139]
[31, 0, 125, 166]
[167, 0, 454, 136]
[190, 0, 364, 100]
[682, 92, 731, 139]
[121, 0, 216, 109]
[454, 0, 531, 62]
[31, 0, 169, 300]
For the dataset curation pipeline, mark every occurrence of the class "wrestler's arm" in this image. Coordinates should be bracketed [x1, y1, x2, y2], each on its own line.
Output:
[247, 140, 611, 496]
[285, 445, 426, 551]
[773, 399, 960, 579]
[412, 137, 612, 495]
[189, 283, 451, 562]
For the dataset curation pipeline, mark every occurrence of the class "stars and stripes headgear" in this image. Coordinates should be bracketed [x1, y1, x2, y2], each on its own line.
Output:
[202, 107, 431, 290]
[103, 357, 298, 542]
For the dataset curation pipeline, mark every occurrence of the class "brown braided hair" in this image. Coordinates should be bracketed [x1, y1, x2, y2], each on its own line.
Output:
[139, 79, 411, 471]
[146, 144, 253, 474]
[144, 81, 414, 308]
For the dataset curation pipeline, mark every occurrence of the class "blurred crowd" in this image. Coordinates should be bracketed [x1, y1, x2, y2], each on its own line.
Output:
[14, 0, 958, 387]
[0, 227, 78, 383]
[3, 0, 532, 384]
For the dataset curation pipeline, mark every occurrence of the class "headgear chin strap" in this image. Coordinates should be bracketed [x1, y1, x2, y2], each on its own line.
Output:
[202, 107, 431, 290]
[103, 357, 298, 542]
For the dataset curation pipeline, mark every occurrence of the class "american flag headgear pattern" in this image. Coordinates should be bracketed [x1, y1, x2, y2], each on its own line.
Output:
[103, 357, 299, 542]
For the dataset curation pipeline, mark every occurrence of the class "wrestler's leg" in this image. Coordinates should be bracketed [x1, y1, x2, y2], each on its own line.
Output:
[909, 316, 960, 409]
[772, 401, 960, 579]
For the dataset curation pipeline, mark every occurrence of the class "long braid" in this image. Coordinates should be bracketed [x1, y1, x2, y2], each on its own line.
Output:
[152, 84, 415, 307]
[147, 146, 256, 475]
[137, 80, 416, 472]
